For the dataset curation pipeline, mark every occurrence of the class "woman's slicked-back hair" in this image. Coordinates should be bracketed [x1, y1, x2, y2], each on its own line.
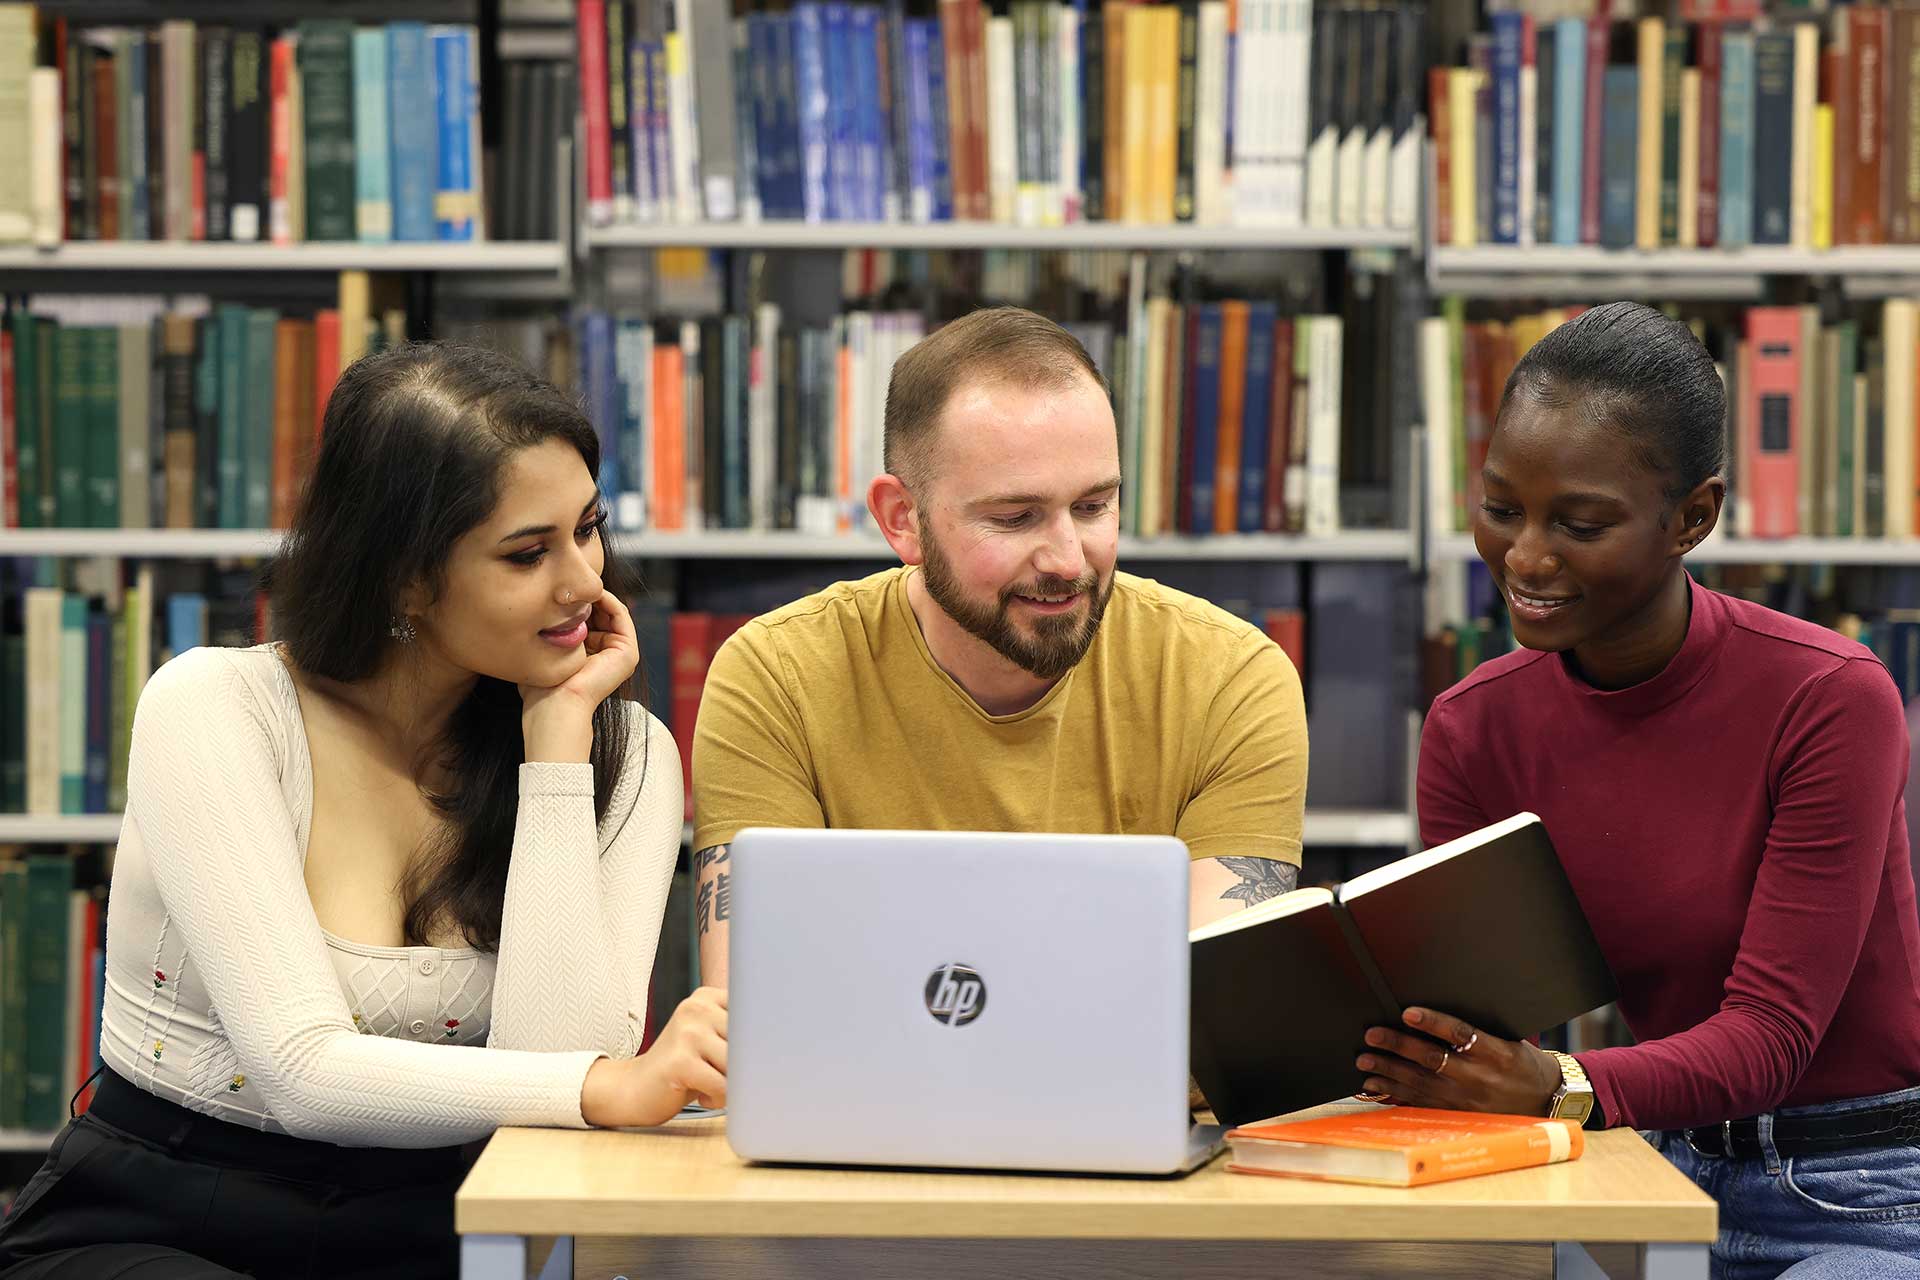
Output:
[1499, 300, 1727, 508]
[268, 341, 640, 950]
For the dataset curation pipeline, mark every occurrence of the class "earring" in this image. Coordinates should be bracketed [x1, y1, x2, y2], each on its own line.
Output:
[390, 615, 416, 643]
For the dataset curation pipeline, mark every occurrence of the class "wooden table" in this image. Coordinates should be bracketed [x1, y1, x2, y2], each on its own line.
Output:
[455, 1114, 1717, 1280]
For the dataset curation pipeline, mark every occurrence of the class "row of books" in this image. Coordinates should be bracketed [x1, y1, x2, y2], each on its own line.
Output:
[0, 9, 488, 246]
[0, 855, 104, 1134]
[1436, 5, 1920, 251]
[577, 0, 1424, 232]
[1, 279, 416, 531]
[572, 293, 1346, 540]
[1420, 298, 1920, 543]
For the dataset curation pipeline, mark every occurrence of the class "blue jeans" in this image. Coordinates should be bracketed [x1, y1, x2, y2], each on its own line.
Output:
[1647, 1084, 1920, 1280]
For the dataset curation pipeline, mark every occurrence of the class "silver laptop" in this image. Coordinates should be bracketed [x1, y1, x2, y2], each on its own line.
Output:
[725, 827, 1225, 1176]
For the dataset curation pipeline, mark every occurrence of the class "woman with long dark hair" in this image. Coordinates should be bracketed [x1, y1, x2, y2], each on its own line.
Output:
[1357, 302, 1920, 1279]
[0, 342, 723, 1280]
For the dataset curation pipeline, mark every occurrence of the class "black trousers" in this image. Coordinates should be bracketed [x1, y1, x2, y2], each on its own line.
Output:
[0, 1069, 474, 1279]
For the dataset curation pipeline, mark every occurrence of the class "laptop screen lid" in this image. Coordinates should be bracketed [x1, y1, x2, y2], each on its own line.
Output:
[725, 828, 1195, 1174]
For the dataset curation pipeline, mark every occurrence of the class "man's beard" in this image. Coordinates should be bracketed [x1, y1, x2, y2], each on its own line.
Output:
[918, 515, 1113, 681]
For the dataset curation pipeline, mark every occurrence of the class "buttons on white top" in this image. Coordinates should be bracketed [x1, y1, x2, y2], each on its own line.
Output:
[418, 957, 436, 976]
[409, 1019, 427, 1035]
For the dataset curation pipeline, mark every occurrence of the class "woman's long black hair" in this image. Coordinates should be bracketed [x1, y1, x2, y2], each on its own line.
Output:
[268, 341, 641, 950]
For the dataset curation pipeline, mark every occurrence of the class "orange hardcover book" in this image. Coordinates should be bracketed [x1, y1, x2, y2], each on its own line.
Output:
[1227, 1107, 1585, 1188]
[654, 339, 685, 531]
[1742, 306, 1803, 538]
[312, 309, 340, 442]
[1214, 301, 1249, 533]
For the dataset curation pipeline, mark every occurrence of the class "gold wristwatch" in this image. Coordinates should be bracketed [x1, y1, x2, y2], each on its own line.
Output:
[1544, 1051, 1595, 1125]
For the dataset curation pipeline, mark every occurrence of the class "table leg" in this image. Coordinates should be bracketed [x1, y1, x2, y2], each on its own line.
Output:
[1642, 1244, 1708, 1280]
[1552, 1243, 1609, 1280]
[461, 1233, 528, 1280]
[536, 1236, 574, 1280]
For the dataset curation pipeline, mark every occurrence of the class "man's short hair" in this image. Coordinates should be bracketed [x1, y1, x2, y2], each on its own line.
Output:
[883, 306, 1110, 488]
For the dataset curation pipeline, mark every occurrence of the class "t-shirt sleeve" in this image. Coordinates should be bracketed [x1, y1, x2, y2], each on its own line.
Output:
[1580, 657, 1913, 1131]
[1416, 698, 1493, 848]
[691, 622, 826, 851]
[1174, 632, 1307, 864]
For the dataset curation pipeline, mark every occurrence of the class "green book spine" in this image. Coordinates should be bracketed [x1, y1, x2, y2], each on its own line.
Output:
[22, 854, 72, 1131]
[1660, 29, 1683, 246]
[244, 308, 275, 529]
[1836, 323, 1858, 540]
[298, 20, 357, 241]
[32, 321, 55, 528]
[53, 325, 87, 528]
[87, 326, 120, 528]
[1, 632, 23, 812]
[1443, 296, 1469, 532]
[108, 608, 128, 812]
[0, 862, 26, 1128]
[193, 314, 220, 529]
[216, 305, 245, 529]
[59, 596, 85, 813]
[10, 311, 38, 530]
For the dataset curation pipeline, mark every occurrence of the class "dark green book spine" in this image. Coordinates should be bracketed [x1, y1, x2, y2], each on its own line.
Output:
[33, 321, 54, 527]
[1, 631, 23, 812]
[245, 308, 276, 529]
[1175, 1, 1198, 223]
[87, 326, 120, 528]
[298, 20, 358, 241]
[11, 310, 39, 529]
[1660, 28, 1684, 246]
[53, 326, 88, 528]
[0, 862, 26, 1128]
[108, 609, 129, 812]
[216, 305, 246, 528]
[22, 854, 72, 1131]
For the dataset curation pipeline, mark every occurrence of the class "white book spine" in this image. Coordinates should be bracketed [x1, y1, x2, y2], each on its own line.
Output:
[669, 1, 703, 225]
[29, 67, 60, 247]
[1790, 22, 1816, 249]
[987, 17, 1018, 225]
[1305, 315, 1343, 538]
[1419, 317, 1456, 537]
[1230, 2, 1263, 224]
[25, 589, 59, 815]
[1059, 6, 1081, 224]
[1195, 4, 1228, 226]
[1884, 300, 1916, 539]
[1677, 69, 1700, 250]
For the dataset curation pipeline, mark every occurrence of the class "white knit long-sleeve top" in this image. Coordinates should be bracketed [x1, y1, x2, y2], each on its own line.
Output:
[100, 643, 683, 1148]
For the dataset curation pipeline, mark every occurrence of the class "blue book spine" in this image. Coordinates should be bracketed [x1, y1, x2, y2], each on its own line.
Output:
[353, 29, 392, 242]
[614, 316, 647, 503]
[128, 37, 150, 240]
[1552, 18, 1586, 245]
[850, 6, 885, 222]
[83, 611, 107, 814]
[925, 19, 954, 221]
[904, 19, 935, 222]
[165, 595, 206, 657]
[823, 3, 858, 220]
[793, 5, 832, 222]
[1237, 303, 1278, 533]
[645, 40, 674, 217]
[1750, 30, 1791, 246]
[431, 27, 475, 241]
[1490, 12, 1524, 245]
[1720, 30, 1754, 249]
[746, 16, 781, 219]
[769, 15, 803, 220]
[1190, 305, 1223, 535]
[387, 24, 438, 242]
[578, 312, 618, 499]
[1599, 67, 1638, 250]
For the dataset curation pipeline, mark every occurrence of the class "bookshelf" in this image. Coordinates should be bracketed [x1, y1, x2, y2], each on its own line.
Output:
[0, 529, 1420, 564]
[1430, 246, 1920, 278]
[0, 816, 123, 844]
[0, 244, 570, 273]
[587, 224, 1418, 253]
[1432, 532, 1920, 569]
[0, 1131, 56, 1155]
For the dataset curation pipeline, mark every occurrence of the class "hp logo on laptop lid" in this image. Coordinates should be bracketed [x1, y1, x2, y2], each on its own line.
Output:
[924, 963, 986, 1026]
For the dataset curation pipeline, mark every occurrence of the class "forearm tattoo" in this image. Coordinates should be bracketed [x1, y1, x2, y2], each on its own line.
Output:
[695, 844, 730, 938]
[1216, 856, 1298, 906]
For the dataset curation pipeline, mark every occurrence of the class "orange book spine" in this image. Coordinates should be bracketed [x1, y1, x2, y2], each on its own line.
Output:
[270, 319, 303, 528]
[1403, 1123, 1584, 1186]
[312, 309, 340, 444]
[1430, 66, 1452, 247]
[657, 343, 684, 531]
[1214, 301, 1249, 534]
[268, 37, 294, 245]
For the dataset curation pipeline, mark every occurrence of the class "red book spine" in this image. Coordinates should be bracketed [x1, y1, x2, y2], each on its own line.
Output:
[1, 327, 15, 528]
[74, 895, 101, 1107]
[1430, 67, 1452, 246]
[1263, 318, 1293, 533]
[1742, 307, 1803, 539]
[670, 612, 713, 823]
[578, 0, 613, 225]
[268, 37, 293, 245]
[1854, 6, 1888, 246]
[93, 55, 119, 240]
[966, 0, 992, 221]
[1697, 22, 1721, 248]
[313, 308, 340, 444]
[1580, 8, 1610, 243]
[938, 0, 976, 221]
[1262, 608, 1306, 680]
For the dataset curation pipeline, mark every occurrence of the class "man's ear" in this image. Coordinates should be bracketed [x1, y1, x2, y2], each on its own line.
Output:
[1671, 474, 1726, 557]
[869, 473, 924, 565]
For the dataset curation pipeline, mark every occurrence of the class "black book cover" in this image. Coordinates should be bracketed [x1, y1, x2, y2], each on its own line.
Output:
[63, 32, 87, 240]
[225, 27, 266, 243]
[701, 316, 725, 528]
[1174, 1, 1198, 222]
[1751, 29, 1793, 246]
[1081, 0, 1104, 221]
[1535, 23, 1556, 245]
[199, 25, 229, 241]
[775, 329, 800, 531]
[146, 29, 166, 242]
[1191, 814, 1618, 1128]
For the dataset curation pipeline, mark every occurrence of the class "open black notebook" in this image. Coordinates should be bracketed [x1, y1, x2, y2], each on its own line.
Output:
[1189, 813, 1618, 1128]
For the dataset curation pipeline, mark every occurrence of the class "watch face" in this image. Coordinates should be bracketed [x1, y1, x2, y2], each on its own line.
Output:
[1557, 1093, 1595, 1125]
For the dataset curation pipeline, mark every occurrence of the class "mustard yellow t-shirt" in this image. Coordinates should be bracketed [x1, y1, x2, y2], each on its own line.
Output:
[691, 568, 1306, 863]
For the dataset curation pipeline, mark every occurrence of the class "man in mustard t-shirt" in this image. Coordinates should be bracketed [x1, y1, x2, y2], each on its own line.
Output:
[691, 306, 1307, 984]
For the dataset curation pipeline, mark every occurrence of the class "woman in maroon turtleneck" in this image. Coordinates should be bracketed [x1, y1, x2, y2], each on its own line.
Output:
[1361, 302, 1920, 1280]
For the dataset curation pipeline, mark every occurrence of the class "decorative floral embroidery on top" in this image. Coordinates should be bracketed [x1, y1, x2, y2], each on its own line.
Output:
[152, 1039, 164, 1061]
[444, 1019, 460, 1038]
[227, 1074, 245, 1092]
[153, 969, 166, 989]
